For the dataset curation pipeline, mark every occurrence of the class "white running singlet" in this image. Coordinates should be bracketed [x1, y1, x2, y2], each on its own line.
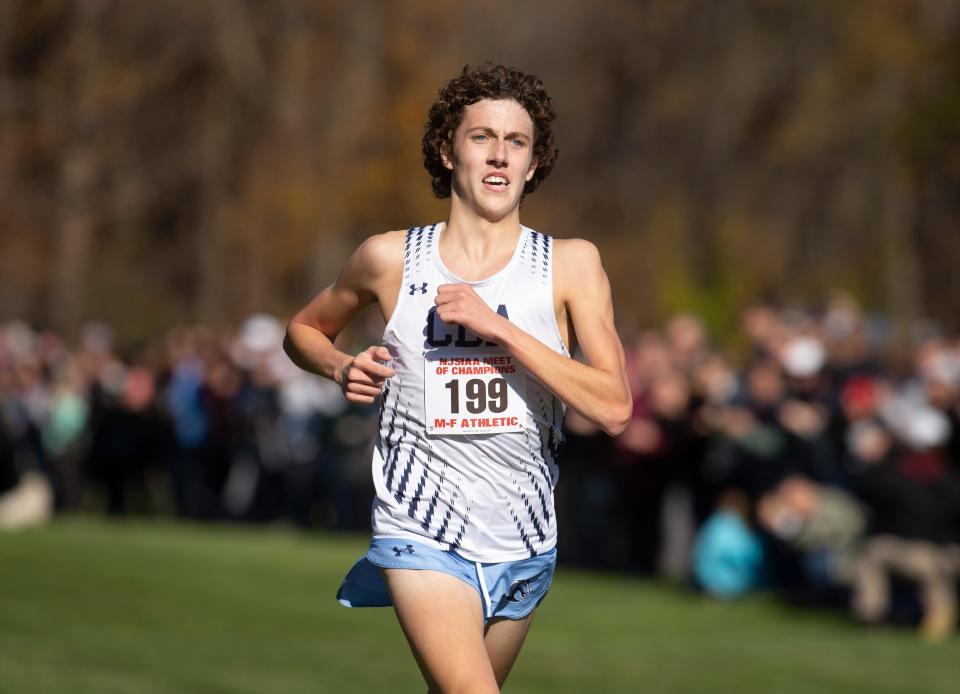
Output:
[370, 222, 568, 561]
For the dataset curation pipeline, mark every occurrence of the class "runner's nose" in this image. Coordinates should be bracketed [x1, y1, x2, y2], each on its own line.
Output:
[488, 138, 508, 167]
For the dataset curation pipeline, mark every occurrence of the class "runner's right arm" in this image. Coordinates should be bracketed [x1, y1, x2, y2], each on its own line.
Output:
[283, 231, 404, 404]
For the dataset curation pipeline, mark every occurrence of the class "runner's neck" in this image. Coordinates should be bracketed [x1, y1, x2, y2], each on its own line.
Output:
[437, 220, 524, 283]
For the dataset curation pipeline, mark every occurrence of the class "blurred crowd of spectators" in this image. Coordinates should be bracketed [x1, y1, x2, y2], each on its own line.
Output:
[3, 294, 960, 639]
[0, 315, 379, 531]
[559, 295, 960, 640]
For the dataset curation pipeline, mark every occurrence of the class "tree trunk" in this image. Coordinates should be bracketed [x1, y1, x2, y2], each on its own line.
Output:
[49, 1, 103, 340]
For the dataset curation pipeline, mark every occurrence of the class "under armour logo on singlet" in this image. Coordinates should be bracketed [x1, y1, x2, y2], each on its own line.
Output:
[393, 544, 416, 556]
[409, 282, 428, 295]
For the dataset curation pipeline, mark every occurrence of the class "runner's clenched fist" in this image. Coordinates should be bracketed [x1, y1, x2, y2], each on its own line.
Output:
[434, 283, 504, 342]
[336, 345, 394, 404]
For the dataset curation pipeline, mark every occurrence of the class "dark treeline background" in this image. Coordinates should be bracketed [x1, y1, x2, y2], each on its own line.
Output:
[2, 0, 959, 347]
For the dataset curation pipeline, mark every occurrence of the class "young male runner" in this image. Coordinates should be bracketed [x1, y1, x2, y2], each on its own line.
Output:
[284, 63, 631, 692]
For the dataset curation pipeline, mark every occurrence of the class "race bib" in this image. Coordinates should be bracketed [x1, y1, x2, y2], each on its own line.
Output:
[424, 351, 527, 435]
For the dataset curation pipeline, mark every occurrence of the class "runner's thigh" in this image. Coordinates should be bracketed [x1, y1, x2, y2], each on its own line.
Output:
[484, 611, 536, 688]
[382, 568, 499, 693]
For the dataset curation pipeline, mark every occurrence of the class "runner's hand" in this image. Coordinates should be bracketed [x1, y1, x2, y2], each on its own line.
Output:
[337, 345, 395, 404]
[434, 284, 503, 341]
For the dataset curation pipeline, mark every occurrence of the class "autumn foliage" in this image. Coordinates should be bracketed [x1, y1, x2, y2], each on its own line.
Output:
[1, 1, 959, 348]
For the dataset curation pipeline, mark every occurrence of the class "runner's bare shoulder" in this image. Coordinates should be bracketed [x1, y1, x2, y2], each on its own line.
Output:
[343, 230, 406, 295]
[552, 238, 605, 294]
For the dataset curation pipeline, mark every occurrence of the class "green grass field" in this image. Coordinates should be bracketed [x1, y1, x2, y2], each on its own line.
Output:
[0, 518, 955, 694]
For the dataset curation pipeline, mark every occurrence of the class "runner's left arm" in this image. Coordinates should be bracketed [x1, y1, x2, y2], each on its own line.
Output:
[433, 238, 631, 435]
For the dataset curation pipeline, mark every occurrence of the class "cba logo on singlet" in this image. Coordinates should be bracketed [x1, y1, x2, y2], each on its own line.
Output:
[423, 305, 510, 349]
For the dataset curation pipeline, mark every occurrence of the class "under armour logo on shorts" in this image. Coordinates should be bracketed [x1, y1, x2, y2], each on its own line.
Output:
[393, 544, 416, 557]
[409, 282, 428, 295]
[506, 579, 531, 602]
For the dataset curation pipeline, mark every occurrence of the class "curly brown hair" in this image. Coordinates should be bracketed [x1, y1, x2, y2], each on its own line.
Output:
[423, 63, 559, 199]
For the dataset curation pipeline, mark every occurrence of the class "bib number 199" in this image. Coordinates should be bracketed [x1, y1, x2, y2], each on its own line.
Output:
[443, 377, 508, 414]
[424, 351, 526, 434]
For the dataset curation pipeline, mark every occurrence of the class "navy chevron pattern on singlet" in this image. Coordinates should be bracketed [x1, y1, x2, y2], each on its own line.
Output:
[450, 501, 471, 552]
[375, 381, 391, 459]
[383, 420, 406, 492]
[404, 225, 433, 278]
[534, 391, 565, 468]
[434, 504, 452, 543]
[429, 462, 470, 550]
[403, 226, 421, 276]
[525, 426, 555, 488]
[386, 413, 433, 499]
[380, 384, 401, 474]
[508, 502, 537, 557]
[522, 230, 551, 285]
[421, 460, 446, 533]
[540, 233, 551, 281]
[522, 462, 552, 525]
[511, 474, 546, 543]
[382, 395, 432, 502]
[407, 466, 428, 519]
[394, 446, 417, 503]
[429, 459, 460, 544]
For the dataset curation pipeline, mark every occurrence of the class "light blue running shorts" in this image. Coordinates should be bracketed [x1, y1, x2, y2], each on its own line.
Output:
[337, 537, 557, 622]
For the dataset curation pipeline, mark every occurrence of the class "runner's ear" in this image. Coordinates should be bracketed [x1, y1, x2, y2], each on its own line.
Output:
[440, 139, 454, 171]
[525, 158, 538, 182]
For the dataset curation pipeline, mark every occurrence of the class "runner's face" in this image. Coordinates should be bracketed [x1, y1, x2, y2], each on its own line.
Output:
[443, 99, 537, 221]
